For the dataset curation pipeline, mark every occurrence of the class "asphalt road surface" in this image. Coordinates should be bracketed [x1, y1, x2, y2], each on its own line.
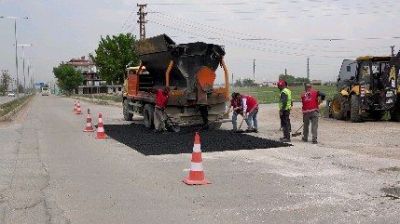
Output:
[0, 95, 399, 223]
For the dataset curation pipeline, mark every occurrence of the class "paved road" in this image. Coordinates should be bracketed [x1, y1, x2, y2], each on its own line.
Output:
[0, 95, 399, 223]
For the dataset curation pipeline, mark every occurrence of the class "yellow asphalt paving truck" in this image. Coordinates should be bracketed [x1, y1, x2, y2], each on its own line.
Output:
[122, 34, 230, 129]
[329, 52, 400, 122]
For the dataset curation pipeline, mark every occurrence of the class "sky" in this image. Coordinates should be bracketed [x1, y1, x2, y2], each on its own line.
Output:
[1, 0, 400, 85]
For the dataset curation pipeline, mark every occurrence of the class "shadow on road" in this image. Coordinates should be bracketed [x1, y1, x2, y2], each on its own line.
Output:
[104, 124, 291, 155]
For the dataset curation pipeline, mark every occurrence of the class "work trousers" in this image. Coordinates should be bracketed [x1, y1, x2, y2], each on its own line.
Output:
[280, 110, 291, 139]
[303, 111, 319, 141]
[232, 111, 240, 130]
[245, 108, 258, 130]
[154, 107, 167, 131]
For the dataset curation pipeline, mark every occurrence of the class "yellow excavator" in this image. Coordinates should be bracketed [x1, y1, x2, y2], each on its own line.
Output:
[329, 52, 400, 122]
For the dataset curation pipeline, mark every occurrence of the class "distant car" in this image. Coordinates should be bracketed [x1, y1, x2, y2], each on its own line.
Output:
[41, 87, 50, 96]
[7, 92, 15, 97]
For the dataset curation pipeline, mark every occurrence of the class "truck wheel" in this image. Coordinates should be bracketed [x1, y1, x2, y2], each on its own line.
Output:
[331, 94, 345, 120]
[350, 94, 362, 122]
[143, 104, 154, 129]
[123, 99, 133, 121]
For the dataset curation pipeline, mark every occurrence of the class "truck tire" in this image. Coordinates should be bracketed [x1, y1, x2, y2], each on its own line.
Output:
[331, 94, 345, 120]
[350, 94, 362, 122]
[123, 99, 133, 121]
[143, 104, 154, 129]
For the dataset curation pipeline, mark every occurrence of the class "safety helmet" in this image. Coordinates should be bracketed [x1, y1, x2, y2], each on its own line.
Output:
[277, 80, 287, 88]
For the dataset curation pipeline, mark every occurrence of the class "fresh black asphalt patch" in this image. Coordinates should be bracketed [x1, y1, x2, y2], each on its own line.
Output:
[104, 124, 292, 155]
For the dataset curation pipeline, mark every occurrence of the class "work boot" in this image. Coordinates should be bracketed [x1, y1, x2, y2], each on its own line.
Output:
[312, 139, 318, 144]
[252, 129, 258, 133]
[279, 137, 291, 143]
[302, 137, 308, 142]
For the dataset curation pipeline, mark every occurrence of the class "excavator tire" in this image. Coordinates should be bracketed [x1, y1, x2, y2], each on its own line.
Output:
[350, 94, 362, 122]
[331, 94, 345, 120]
[391, 101, 400, 121]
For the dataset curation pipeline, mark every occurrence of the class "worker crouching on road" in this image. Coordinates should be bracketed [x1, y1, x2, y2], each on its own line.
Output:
[301, 83, 325, 144]
[154, 87, 170, 133]
[230, 92, 243, 132]
[278, 80, 292, 142]
[231, 92, 259, 133]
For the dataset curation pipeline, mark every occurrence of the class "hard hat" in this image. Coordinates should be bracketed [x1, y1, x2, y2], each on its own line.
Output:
[277, 80, 286, 88]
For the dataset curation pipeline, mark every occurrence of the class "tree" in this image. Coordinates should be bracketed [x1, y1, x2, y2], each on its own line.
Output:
[0, 70, 11, 95]
[53, 64, 83, 95]
[242, 78, 257, 87]
[234, 79, 243, 87]
[278, 74, 309, 86]
[90, 33, 139, 84]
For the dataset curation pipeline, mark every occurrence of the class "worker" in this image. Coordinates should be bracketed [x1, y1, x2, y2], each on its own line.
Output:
[230, 92, 243, 132]
[232, 93, 259, 133]
[154, 87, 170, 133]
[301, 83, 325, 144]
[278, 80, 292, 142]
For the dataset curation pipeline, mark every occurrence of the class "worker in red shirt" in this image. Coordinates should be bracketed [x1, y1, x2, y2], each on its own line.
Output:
[154, 87, 170, 132]
[230, 92, 243, 132]
[301, 83, 325, 144]
[232, 93, 259, 133]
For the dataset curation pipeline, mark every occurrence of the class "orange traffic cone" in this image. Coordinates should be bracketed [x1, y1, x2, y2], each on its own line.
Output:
[183, 132, 210, 185]
[95, 113, 107, 139]
[83, 109, 95, 132]
[73, 101, 77, 112]
[75, 101, 82, 115]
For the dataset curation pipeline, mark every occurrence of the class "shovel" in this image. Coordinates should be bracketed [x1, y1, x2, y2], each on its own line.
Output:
[291, 124, 303, 137]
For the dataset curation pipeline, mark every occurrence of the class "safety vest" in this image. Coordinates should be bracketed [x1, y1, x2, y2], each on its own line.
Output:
[301, 89, 319, 113]
[279, 88, 292, 110]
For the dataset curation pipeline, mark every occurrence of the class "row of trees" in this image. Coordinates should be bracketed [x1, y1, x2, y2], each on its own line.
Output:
[54, 33, 139, 94]
[233, 74, 310, 87]
[0, 71, 12, 95]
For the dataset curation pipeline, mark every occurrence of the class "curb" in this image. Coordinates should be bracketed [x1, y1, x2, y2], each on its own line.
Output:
[70, 96, 122, 108]
[0, 95, 33, 122]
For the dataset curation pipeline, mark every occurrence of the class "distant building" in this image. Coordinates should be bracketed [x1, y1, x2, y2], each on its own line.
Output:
[311, 80, 322, 85]
[66, 56, 122, 95]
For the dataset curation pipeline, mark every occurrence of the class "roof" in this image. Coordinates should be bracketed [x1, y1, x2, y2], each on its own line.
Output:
[356, 56, 391, 62]
[66, 56, 95, 67]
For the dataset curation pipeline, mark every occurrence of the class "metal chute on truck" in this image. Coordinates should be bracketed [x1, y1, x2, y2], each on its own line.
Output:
[122, 34, 230, 129]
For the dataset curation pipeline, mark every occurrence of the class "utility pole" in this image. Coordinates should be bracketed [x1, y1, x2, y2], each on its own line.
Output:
[307, 57, 310, 81]
[137, 4, 148, 40]
[18, 44, 32, 93]
[252, 59, 256, 80]
[390, 45, 395, 56]
[231, 73, 234, 89]
[284, 68, 287, 76]
[0, 16, 29, 97]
